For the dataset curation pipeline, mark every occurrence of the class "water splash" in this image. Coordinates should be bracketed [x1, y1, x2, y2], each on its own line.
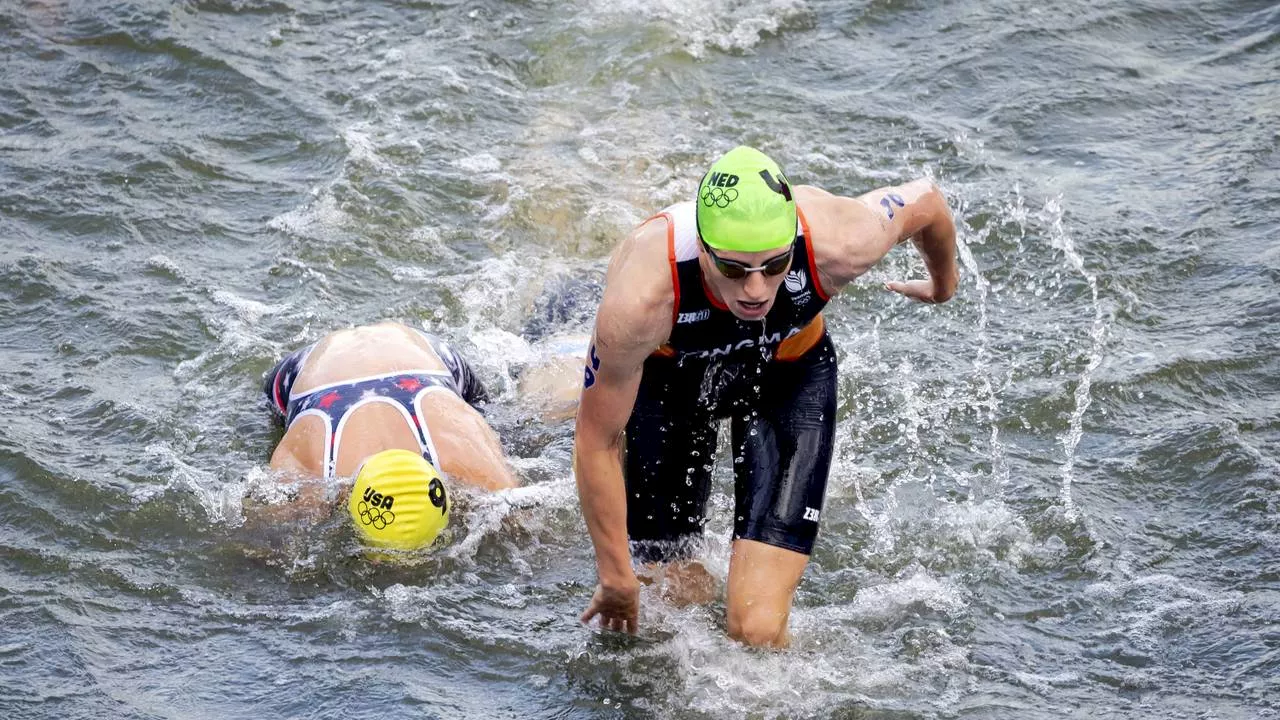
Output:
[445, 472, 578, 563]
[844, 317, 899, 555]
[954, 188, 1011, 497]
[1041, 197, 1109, 520]
[138, 441, 240, 524]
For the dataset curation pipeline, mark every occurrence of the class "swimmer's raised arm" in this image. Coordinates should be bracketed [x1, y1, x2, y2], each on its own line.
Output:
[800, 179, 958, 301]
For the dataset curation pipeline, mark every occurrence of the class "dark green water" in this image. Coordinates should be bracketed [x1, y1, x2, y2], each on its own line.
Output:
[1, 0, 1277, 718]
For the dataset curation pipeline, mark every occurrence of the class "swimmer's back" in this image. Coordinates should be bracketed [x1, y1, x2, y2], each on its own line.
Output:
[291, 322, 447, 394]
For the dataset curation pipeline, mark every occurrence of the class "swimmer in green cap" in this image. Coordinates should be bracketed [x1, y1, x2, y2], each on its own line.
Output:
[574, 145, 958, 647]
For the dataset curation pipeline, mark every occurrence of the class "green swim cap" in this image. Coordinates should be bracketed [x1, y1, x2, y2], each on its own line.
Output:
[696, 146, 797, 253]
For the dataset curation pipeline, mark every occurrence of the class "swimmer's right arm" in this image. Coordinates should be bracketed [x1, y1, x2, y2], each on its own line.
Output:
[573, 325, 644, 629]
[239, 443, 340, 542]
[573, 224, 672, 633]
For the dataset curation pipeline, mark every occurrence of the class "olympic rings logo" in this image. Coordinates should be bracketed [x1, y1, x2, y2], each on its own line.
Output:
[357, 501, 396, 529]
[701, 186, 739, 208]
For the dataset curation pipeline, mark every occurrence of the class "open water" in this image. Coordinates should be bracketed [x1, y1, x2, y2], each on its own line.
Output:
[1, 0, 1277, 718]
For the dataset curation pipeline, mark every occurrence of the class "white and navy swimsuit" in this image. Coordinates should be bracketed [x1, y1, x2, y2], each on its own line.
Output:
[262, 332, 485, 479]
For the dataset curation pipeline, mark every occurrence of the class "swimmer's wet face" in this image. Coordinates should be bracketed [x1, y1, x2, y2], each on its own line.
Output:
[698, 240, 795, 321]
[348, 449, 450, 550]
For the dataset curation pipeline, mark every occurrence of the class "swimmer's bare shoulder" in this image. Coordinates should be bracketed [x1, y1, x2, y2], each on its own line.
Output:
[595, 215, 674, 356]
[269, 417, 324, 476]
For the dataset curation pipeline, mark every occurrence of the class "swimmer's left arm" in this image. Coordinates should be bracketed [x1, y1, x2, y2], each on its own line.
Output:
[874, 179, 958, 304]
[804, 179, 958, 302]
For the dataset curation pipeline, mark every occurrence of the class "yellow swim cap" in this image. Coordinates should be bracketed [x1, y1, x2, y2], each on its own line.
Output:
[348, 449, 450, 550]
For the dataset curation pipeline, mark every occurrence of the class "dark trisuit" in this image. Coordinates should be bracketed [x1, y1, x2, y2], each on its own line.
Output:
[625, 201, 838, 562]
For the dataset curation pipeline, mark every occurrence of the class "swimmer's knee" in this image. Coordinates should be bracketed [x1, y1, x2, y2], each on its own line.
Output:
[726, 603, 789, 648]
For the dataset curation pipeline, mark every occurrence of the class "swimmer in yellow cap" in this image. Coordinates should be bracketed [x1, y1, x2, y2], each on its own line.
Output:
[261, 321, 580, 551]
[346, 448, 451, 550]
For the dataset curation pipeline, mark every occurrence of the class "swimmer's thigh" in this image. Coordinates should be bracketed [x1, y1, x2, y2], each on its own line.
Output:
[624, 372, 719, 563]
[729, 334, 838, 555]
[725, 539, 809, 647]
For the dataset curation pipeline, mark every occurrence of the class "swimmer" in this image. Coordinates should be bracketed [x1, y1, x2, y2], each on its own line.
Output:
[574, 146, 959, 647]
[262, 321, 578, 550]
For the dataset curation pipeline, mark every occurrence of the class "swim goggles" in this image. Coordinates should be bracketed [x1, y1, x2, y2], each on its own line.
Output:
[700, 240, 795, 280]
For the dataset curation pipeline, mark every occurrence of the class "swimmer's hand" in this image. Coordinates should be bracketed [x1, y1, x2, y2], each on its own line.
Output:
[580, 578, 640, 635]
[884, 277, 954, 304]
